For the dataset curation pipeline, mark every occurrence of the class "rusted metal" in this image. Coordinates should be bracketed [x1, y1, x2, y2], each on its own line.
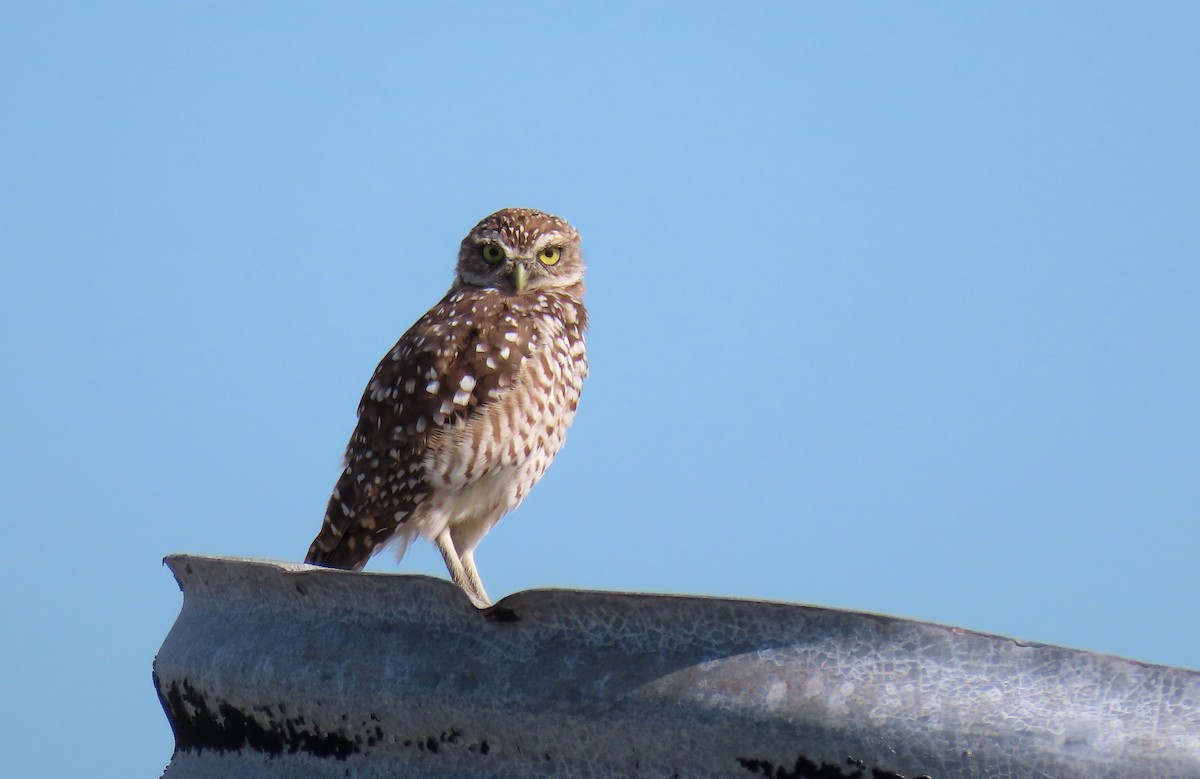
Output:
[154, 554, 1200, 778]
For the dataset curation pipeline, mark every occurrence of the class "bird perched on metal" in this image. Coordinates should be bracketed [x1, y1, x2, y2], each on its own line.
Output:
[305, 208, 588, 608]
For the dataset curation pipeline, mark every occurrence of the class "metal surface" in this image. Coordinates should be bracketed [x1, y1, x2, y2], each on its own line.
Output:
[154, 554, 1200, 778]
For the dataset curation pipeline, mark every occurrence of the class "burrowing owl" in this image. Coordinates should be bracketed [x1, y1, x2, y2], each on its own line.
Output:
[305, 208, 588, 607]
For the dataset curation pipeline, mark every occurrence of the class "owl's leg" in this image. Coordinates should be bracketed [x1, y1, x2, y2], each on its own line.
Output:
[458, 548, 491, 607]
[434, 529, 490, 608]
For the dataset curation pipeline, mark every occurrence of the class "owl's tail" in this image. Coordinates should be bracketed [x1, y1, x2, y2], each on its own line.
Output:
[304, 467, 373, 570]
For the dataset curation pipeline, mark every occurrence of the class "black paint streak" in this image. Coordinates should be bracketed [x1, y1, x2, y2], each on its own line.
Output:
[409, 728, 482, 756]
[738, 753, 923, 779]
[158, 679, 357, 760]
[158, 679, 493, 764]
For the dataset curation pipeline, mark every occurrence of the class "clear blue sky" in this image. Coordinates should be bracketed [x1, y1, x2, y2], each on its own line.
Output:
[2, 3, 1197, 776]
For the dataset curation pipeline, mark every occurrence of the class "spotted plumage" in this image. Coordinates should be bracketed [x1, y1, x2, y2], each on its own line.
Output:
[305, 208, 588, 607]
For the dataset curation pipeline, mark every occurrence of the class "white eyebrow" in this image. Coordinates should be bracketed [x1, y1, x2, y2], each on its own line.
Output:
[531, 232, 566, 253]
[474, 232, 516, 254]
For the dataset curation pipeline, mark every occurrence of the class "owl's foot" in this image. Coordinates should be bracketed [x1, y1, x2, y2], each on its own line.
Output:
[483, 604, 520, 622]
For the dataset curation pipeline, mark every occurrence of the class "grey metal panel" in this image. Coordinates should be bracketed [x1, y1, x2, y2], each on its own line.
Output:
[153, 554, 1200, 778]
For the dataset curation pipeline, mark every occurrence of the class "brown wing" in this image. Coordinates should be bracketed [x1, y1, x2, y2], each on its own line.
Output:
[305, 286, 533, 569]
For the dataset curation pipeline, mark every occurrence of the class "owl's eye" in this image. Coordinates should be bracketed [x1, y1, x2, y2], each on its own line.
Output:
[538, 247, 562, 266]
[481, 244, 505, 264]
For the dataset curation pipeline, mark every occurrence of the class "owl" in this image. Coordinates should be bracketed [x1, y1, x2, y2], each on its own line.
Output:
[305, 208, 588, 608]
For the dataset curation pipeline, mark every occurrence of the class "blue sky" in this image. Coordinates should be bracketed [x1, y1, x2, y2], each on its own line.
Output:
[2, 3, 1198, 776]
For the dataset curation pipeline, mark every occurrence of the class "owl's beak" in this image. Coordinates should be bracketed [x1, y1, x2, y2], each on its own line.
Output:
[510, 262, 528, 294]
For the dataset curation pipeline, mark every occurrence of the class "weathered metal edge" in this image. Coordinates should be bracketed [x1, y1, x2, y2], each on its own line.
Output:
[154, 554, 1200, 779]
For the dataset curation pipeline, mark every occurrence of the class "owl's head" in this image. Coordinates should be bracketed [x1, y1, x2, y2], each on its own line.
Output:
[456, 208, 584, 295]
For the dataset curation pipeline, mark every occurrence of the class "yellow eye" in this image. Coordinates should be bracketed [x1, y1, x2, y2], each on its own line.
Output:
[481, 244, 505, 264]
[538, 247, 561, 266]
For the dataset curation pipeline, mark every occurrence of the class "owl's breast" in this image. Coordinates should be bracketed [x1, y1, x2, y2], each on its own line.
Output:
[423, 295, 586, 502]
